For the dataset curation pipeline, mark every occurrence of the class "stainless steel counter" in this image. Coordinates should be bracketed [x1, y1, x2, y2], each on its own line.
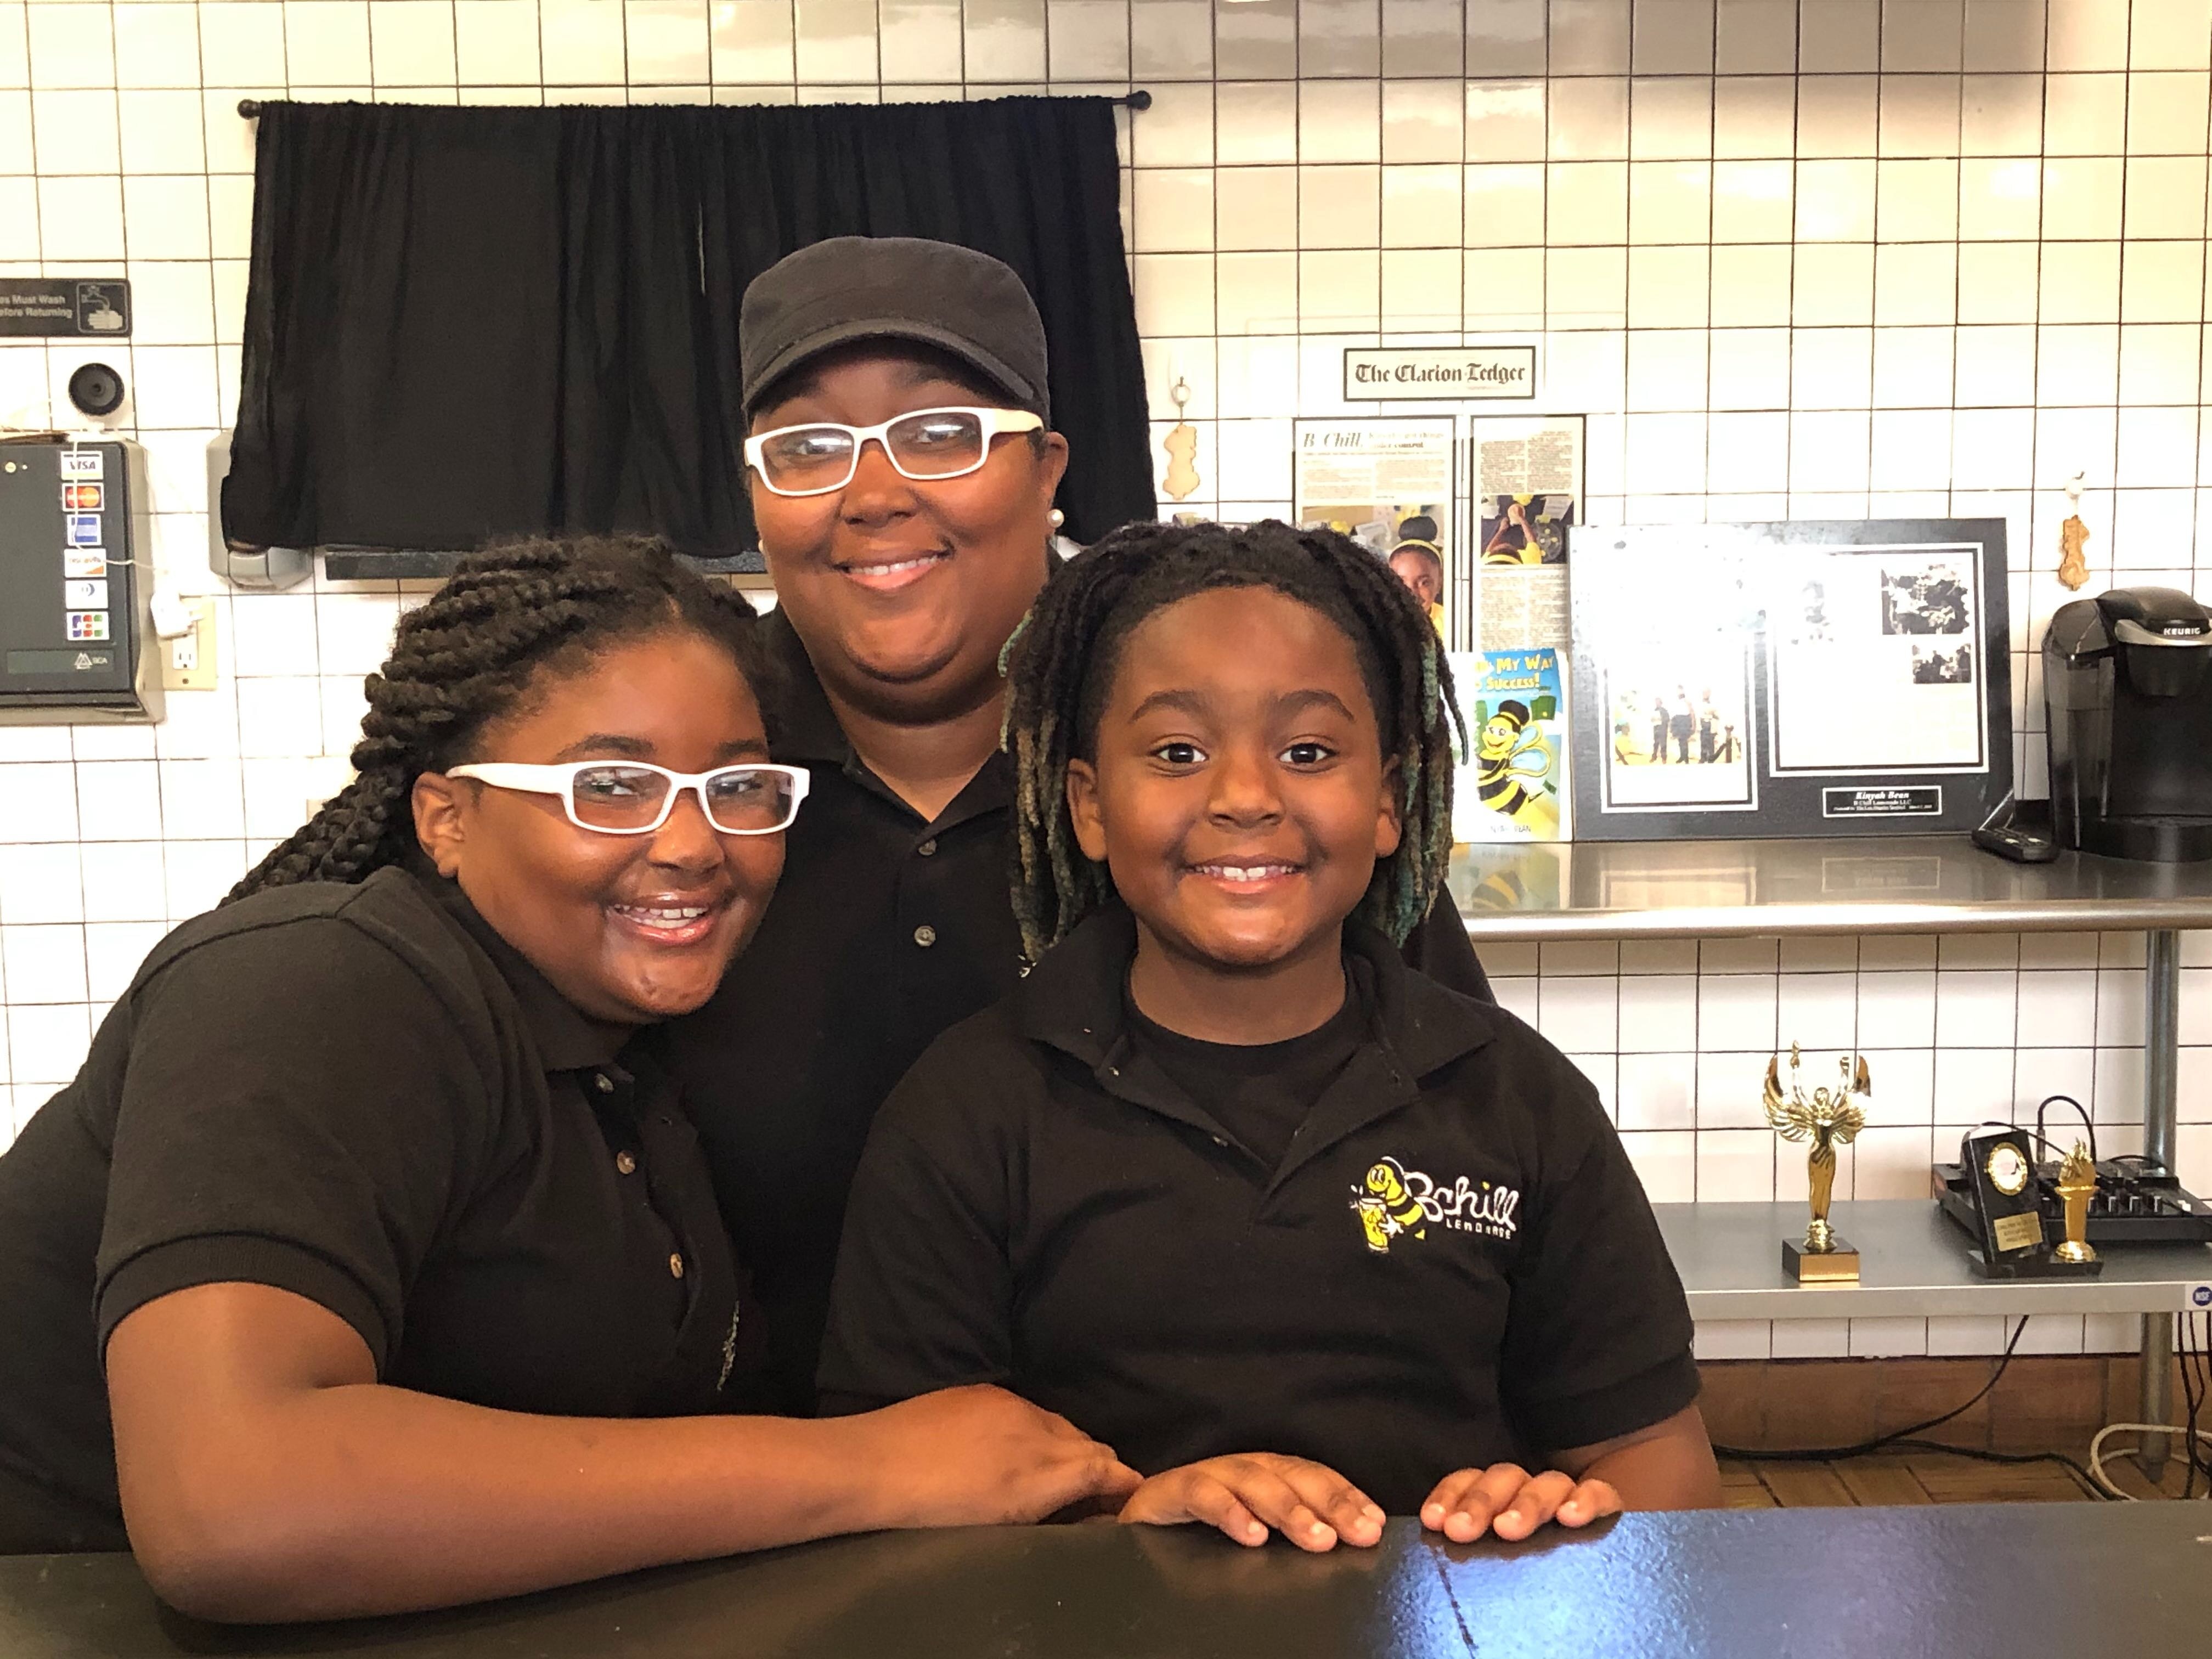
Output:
[1447, 835, 2212, 941]
[1658, 1200, 2212, 1322]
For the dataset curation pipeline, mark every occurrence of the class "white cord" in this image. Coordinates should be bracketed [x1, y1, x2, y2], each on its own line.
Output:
[2086, 1422, 2212, 1499]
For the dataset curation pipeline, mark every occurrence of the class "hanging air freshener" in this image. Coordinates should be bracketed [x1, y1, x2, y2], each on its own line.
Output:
[2058, 473, 2090, 592]
[1161, 377, 1199, 501]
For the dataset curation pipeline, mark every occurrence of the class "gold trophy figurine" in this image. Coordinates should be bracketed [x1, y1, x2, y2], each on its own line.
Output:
[2053, 1141, 2099, 1265]
[1763, 1045, 1871, 1283]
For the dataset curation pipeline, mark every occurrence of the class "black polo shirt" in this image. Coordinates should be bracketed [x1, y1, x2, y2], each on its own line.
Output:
[659, 608, 1496, 1416]
[816, 908, 1698, 1516]
[0, 865, 745, 1555]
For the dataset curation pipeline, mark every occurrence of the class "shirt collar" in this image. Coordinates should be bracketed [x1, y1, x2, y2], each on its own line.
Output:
[1017, 904, 1499, 1085]
[407, 862, 631, 1074]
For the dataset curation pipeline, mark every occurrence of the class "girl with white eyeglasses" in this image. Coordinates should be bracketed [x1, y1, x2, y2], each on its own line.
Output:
[0, 537, 1137, 1621]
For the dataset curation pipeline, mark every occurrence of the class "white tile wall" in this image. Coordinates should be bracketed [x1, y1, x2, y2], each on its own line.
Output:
[5, 0, 2212, 1361]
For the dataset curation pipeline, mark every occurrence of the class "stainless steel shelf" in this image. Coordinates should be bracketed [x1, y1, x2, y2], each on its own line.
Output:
[1659, 1200, 2212, 1322]
[1447, 836, 2212, 941]
[1454, 842, 2212, 1475]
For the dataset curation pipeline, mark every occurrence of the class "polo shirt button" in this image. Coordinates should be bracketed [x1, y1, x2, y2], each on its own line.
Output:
[669, 1252, 686, 1280]
[593, 1074, 614, 1094]
[913, 924, 938, 947]
[917, 838, 938, 857]
[615, 1151, 637, 1176]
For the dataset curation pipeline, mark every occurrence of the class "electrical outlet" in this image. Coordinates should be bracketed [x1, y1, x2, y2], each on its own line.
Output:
[161, 597, 217, 691]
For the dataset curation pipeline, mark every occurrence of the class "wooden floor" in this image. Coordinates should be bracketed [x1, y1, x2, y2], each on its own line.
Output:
[1719, 1448, 2205, 1506]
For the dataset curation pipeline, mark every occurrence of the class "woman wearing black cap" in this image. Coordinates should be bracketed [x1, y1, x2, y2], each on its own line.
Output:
[662, 237, 1494, 1420]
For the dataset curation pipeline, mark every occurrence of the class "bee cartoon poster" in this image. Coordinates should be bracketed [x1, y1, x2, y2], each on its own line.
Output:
[1448, 648, 1569, 843]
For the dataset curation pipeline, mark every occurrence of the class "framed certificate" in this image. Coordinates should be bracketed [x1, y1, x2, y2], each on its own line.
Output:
[1565, 520, 2012, 841]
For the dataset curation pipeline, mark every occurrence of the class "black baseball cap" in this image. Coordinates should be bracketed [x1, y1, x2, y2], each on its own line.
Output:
[740, 236, 1051, 422]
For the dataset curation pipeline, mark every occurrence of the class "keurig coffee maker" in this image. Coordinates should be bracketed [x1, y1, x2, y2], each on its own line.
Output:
[2044, 586, 2212, 860]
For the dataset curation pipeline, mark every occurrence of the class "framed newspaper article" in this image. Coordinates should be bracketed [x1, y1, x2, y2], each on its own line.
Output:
[1565, 520, 2012, 842]
[1292, 417, 1458, 642]
[1470, 414, 1582, 653]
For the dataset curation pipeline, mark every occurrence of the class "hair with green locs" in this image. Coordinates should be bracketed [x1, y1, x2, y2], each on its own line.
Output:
[1000, 518, 1465, 966]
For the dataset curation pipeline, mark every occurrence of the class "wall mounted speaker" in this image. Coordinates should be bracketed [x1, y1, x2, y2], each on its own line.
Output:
[67, 362, 126, 418]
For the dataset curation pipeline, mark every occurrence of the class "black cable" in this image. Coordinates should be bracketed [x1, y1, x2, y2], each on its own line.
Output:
[2198, 1314, 2212, 1492]
[2179, 1311, 2196, 1498]
[2033, 1094, 2096, 1169]
[2179, 1315, 2191, 1493]
[1714, 1315, 2030, 1464]
[1876, 1440, 2109, 1499]
[2181, 1312, 2210, 1499]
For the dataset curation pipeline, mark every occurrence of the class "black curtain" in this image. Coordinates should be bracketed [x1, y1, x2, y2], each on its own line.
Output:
[223, 98, 1153, 554]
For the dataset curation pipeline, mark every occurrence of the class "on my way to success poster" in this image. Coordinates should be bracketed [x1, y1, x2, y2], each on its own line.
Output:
[1449, 648, 1568, 843]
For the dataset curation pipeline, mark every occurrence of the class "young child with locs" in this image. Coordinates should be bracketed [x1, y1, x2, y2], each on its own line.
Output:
[817, 520, 1722, 1549]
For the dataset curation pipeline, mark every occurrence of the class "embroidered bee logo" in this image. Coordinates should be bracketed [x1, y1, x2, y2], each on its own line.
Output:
[1351, 1159, 1523, 1252]
[1351, 1157, 1429, 1254]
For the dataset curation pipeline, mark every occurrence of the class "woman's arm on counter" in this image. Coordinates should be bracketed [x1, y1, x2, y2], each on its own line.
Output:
[108, 1282, 1137, 1624]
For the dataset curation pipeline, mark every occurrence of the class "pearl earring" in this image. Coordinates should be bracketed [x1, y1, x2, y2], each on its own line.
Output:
[1048, 509, 1065, 529]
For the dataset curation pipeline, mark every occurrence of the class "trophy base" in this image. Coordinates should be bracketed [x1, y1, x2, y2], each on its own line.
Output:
[1967, 1248, 2105, 1279]
[1784, 1237, 1860, 1283]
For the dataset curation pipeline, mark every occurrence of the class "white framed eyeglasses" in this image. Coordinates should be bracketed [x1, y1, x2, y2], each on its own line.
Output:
[743, 405, 1044, 497]
[445, 761, 810, 836]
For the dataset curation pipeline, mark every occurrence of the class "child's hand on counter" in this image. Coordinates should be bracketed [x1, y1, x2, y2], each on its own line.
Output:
[1419, 1463, 1621, 1542]
[1118, 1452, 1385, 1551]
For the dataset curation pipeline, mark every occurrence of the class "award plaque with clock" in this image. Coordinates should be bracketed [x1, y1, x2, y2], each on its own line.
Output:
[1955, 1125, 2101, 1278]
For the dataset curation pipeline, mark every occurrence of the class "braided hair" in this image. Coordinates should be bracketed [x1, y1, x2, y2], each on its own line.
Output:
[1002, 518, 1464, 964]
[229, 536, 768, 902]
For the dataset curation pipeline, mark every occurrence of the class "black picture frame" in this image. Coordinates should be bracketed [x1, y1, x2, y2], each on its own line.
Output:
[1565, 519, 2013, 842]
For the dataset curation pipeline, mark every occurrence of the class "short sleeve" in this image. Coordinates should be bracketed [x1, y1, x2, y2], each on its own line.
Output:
[1497, 1056, 1699, 1456]
[95, 916, 495, 1373]
[1401, 892, 1493, 1005]
[815, 1046, 1019, 1416]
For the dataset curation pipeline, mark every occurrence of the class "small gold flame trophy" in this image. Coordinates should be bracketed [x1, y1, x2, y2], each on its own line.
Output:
[2053, 1142, 2100, 1267]
[1763, 1045, 1870, 1283]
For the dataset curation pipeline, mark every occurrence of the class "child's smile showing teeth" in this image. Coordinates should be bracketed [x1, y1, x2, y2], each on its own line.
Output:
[1189, 859, 1301, 888]
[607, 896, 726, 946]
[1064, 584, 1406, 1016]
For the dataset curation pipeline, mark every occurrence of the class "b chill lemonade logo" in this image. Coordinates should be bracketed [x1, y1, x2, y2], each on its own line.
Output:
[1351, 1157, 1521, 1254]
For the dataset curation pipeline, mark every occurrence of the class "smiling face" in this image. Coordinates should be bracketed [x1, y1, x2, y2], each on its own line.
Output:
[411, 630, 785, 1026]
[747, 343, 1069, 724]
[1389, 548, 1442, 608]
[1065, 585, 1401, 978]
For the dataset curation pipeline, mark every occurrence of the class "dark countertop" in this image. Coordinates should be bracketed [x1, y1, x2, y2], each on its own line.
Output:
[6, 1505, 2210, 1658]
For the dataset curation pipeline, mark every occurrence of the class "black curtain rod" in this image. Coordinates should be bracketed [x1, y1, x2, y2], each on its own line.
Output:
[241, 91, 1149, 118]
